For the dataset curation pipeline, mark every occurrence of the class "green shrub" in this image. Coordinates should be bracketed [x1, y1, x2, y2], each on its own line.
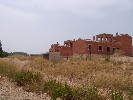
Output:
[0, 51, 9, 58]
[51, 83, 69, 100]
[52, 83, 85, 100]
[14, 70, 42, 86]
[85, 87, 102, 100]
[13, 70, 43, 92]
[43, 80, 103, 100]
[111, 90, 123, 100]
[43, 80, 84, 100]
[105, 55, 110, 62]
[43, 80, 61, 93]
[128, 87, 133, 100]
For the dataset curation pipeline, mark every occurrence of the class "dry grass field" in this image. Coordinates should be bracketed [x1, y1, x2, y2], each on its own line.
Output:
[1, 54, 133, 100]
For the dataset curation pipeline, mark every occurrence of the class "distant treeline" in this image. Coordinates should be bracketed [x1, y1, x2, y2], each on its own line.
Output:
[10, 52, 27, 55]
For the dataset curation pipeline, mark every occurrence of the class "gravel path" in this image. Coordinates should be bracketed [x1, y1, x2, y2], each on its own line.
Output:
[0, 76, 50, 100]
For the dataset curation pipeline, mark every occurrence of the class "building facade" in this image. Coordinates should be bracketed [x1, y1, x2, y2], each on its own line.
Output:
[49, 33, 132, 56]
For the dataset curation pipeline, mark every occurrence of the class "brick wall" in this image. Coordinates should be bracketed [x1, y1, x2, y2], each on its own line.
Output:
[48, 33, 132, 56]
[73, 39, 88, 54]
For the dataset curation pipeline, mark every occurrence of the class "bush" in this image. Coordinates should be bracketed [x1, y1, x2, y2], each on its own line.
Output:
[111, 90, 123, 100]
[128, 87, 133, 100]
[43, 80, 84, 100]
[51, 83, 83, 100]
[14, 70, 42, 86]
[85, 87, 102, 100]
[13, 70, 43, 92]
[0, 51, 9, 58]
[0, 61, 16, 78]
[51, 83, 71, 100]
[43, 79, 104, 100]
[105, 55, 110, 62]
[43, 80, 61, 93]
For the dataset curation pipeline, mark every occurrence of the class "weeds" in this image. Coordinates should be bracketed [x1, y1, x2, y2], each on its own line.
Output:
[85, 87, 102, 100]
[128, 87, 133, 100]
[43, 80, 74, 100]
[105, 55, 110, 62]
[1, 55, 133, 99]
[14, 70, 42, 86]
[0, 61, 17, 78]
[13, 70, 43, 92]
[43, 79, 104, 100]
[111, 90, 123, 100]
[43, 80, 61, 93]
[51, 83, 72, 100]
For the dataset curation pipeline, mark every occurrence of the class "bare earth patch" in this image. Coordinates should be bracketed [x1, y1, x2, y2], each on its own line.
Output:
[0, 76, 50, 100]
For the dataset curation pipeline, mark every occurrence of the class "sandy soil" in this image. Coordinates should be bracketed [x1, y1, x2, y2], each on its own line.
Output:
[0, 76, 50, 100]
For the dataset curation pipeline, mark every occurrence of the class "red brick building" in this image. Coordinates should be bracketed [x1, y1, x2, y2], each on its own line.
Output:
[49, 33, 132, 56]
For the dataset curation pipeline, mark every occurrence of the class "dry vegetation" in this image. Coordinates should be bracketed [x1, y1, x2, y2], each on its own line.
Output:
[1, 54, 133, 100]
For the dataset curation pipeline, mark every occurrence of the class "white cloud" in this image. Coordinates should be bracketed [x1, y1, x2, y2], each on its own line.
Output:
[1, 0, 133, 19]
[0, 3, 42, 22]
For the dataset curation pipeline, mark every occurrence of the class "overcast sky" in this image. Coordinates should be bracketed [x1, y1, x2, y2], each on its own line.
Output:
[0, 0, 133, 54]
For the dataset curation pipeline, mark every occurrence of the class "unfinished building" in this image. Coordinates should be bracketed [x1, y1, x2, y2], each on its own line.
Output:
[48, 33, 132, 57]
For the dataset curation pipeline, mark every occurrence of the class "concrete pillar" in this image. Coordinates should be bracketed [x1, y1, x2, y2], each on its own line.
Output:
[107, 37, 109, 41]
[100, 37, 102, 41]
[93, 36, 95, 41]
[96, 36, 98, 41]
[116, 32, 118, 36]
[112, 37, 113, 42]
[103, 34, 106, 41]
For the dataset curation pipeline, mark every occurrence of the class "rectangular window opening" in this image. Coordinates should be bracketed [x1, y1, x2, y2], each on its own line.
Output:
[113, 48, 115, 53]
[70, 43, 72, 48]
[88, 45, 92, 50]
[56, 50, 60, 52]
[98, 46, 102, 51]
[107, 47, 110, 52]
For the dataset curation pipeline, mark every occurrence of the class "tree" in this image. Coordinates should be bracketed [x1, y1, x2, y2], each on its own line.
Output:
[0, 51, 9, 58]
